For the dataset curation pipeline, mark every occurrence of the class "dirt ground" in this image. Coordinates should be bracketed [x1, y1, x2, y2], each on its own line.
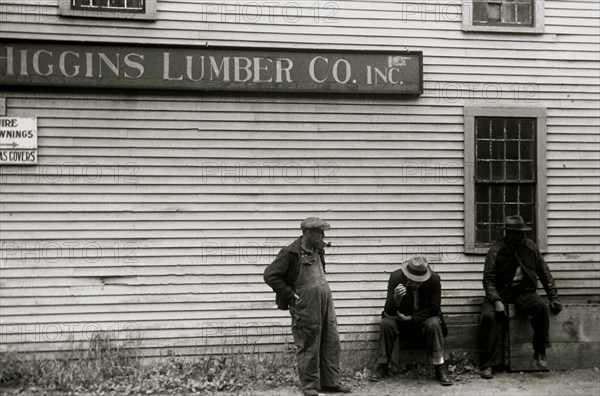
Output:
[231, 368, 600, 396]
[1, 368, 598, 396]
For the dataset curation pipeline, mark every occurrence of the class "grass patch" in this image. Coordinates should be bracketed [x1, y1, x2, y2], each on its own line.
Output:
[0, 331, 298, 394]
[0, 329, 477, 394]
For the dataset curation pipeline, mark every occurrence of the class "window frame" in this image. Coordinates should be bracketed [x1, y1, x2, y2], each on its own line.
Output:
[58, 0, 157, 20]
[464, 106, 547, 254]
[462, 0, 545, 33]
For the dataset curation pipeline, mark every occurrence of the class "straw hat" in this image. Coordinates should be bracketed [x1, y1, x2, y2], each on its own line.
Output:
[401, 255, 431, 282]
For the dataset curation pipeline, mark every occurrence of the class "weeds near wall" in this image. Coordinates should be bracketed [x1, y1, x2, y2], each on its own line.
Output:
[340, 326, 379, 382]
[0, 329, 477, 393]
[0, 330, 298, 394]
[0, 331, 142, 392]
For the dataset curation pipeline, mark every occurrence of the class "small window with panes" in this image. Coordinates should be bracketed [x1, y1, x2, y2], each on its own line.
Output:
[59, 0, 156, 20]
[462, 0, 544, 33]
[473, 0, 534, 26]
[463, 107, 547, 254]
[474, 117, 537, 245]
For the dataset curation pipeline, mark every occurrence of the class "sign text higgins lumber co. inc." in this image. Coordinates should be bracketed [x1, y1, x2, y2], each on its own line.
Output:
[0, 41, 422, 95]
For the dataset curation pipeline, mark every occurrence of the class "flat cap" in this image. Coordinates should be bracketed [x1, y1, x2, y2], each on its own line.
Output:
[300, 217, 330, 231]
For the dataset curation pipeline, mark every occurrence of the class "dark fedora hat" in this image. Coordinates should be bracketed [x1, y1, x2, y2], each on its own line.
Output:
[503, 215, 532, 231]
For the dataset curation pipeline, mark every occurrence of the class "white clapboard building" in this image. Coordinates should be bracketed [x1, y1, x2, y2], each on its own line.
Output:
[0, 0, 598, 358]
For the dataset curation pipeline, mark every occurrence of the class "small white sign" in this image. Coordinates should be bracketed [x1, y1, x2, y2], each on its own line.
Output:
[0, 117, 38, 164]
[0, 150, 37, 164]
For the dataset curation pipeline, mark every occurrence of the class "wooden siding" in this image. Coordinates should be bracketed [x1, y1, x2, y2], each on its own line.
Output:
[1, 0, 599, 357]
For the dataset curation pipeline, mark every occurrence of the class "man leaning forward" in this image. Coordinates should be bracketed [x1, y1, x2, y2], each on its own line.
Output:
[371, 255, 452, 386]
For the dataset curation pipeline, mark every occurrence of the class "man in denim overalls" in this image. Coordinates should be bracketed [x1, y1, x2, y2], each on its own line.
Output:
[264, 217, 351, 396]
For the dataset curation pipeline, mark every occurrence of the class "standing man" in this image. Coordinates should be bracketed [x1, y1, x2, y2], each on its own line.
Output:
[264, 217, 350, 396]
[479, 215, 562, 379]
[370, 255, 453, 386]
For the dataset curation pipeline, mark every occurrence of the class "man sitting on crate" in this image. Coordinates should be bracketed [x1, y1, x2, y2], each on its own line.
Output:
[479, 215, 563, 379]
[370, 255, 453, 386]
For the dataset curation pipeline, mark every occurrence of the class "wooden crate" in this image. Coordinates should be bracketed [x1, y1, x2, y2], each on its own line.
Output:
[506, 303, 600, 371]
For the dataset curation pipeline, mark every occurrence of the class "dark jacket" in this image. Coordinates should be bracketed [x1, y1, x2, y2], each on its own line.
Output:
[383, 268, 447, 335]
[263, 237, 326, 310]
[483, 238, 558, 303]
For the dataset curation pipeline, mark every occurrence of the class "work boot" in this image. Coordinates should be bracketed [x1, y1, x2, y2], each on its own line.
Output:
[369, 363, 388, 382]
[479, 366, 493, 379]
[321, 384, 351, 393]
[534, 351, 548, 370]
[434, 364, 453, 386]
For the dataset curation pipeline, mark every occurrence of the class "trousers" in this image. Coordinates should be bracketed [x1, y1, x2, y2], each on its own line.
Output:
[289, 254, 341, 393]
[377, 315, 446, 365]
[479, 291, 550, 368]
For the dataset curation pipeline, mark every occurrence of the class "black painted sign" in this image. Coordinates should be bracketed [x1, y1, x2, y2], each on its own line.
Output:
[0, 41, 422, 95]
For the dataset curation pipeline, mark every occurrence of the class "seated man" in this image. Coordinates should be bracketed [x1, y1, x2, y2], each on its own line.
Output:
[479, 215, 562, 379]
[370, 255, 452, 386]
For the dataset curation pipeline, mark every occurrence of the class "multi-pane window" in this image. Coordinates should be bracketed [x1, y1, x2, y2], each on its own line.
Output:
[473, 0, 533, 26]
[462, 0, 543, 33]
[474, 117, 537, 245]
[464, 107, 547, 254]
[59, 0, 155, 19]
[72, 0, 145, 12]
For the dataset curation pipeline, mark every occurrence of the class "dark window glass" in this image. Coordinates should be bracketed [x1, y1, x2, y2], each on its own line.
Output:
[473, 2, 487, 22]
[491, 204, 504, 223]
[477, 162, 490, 180]
[505, 204, 519, 217]
[72, 0, 144, 12]
[520, 185, 534, 202]
[477, 141, 490, 159]
[492, 141, 505, 159]
[490, 185, 504, 202]
[477, 118, 491, 138]
[521, 119, 535, 139]
[476, 226, 490, 244]
[506, 119, 519, 139]
[517, 2, 532, 24]
[477, 204, 489, 222]
[491, 160, 504, 180]
[474, 116, 537, 246]
[487, 3, 501, 22]
[506, 161, 519, 180]
[520, 161, 534, 180]
[520, 204, 534, 222]
[521, 141, 534, 160]
[505, 185, 518, 202]
[473, 0, 534, 26]
[492, 119, 504, 139]
[506, 141, 519, 160]
[476, 184, 490, 202]
[491, 225, 504, 242]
